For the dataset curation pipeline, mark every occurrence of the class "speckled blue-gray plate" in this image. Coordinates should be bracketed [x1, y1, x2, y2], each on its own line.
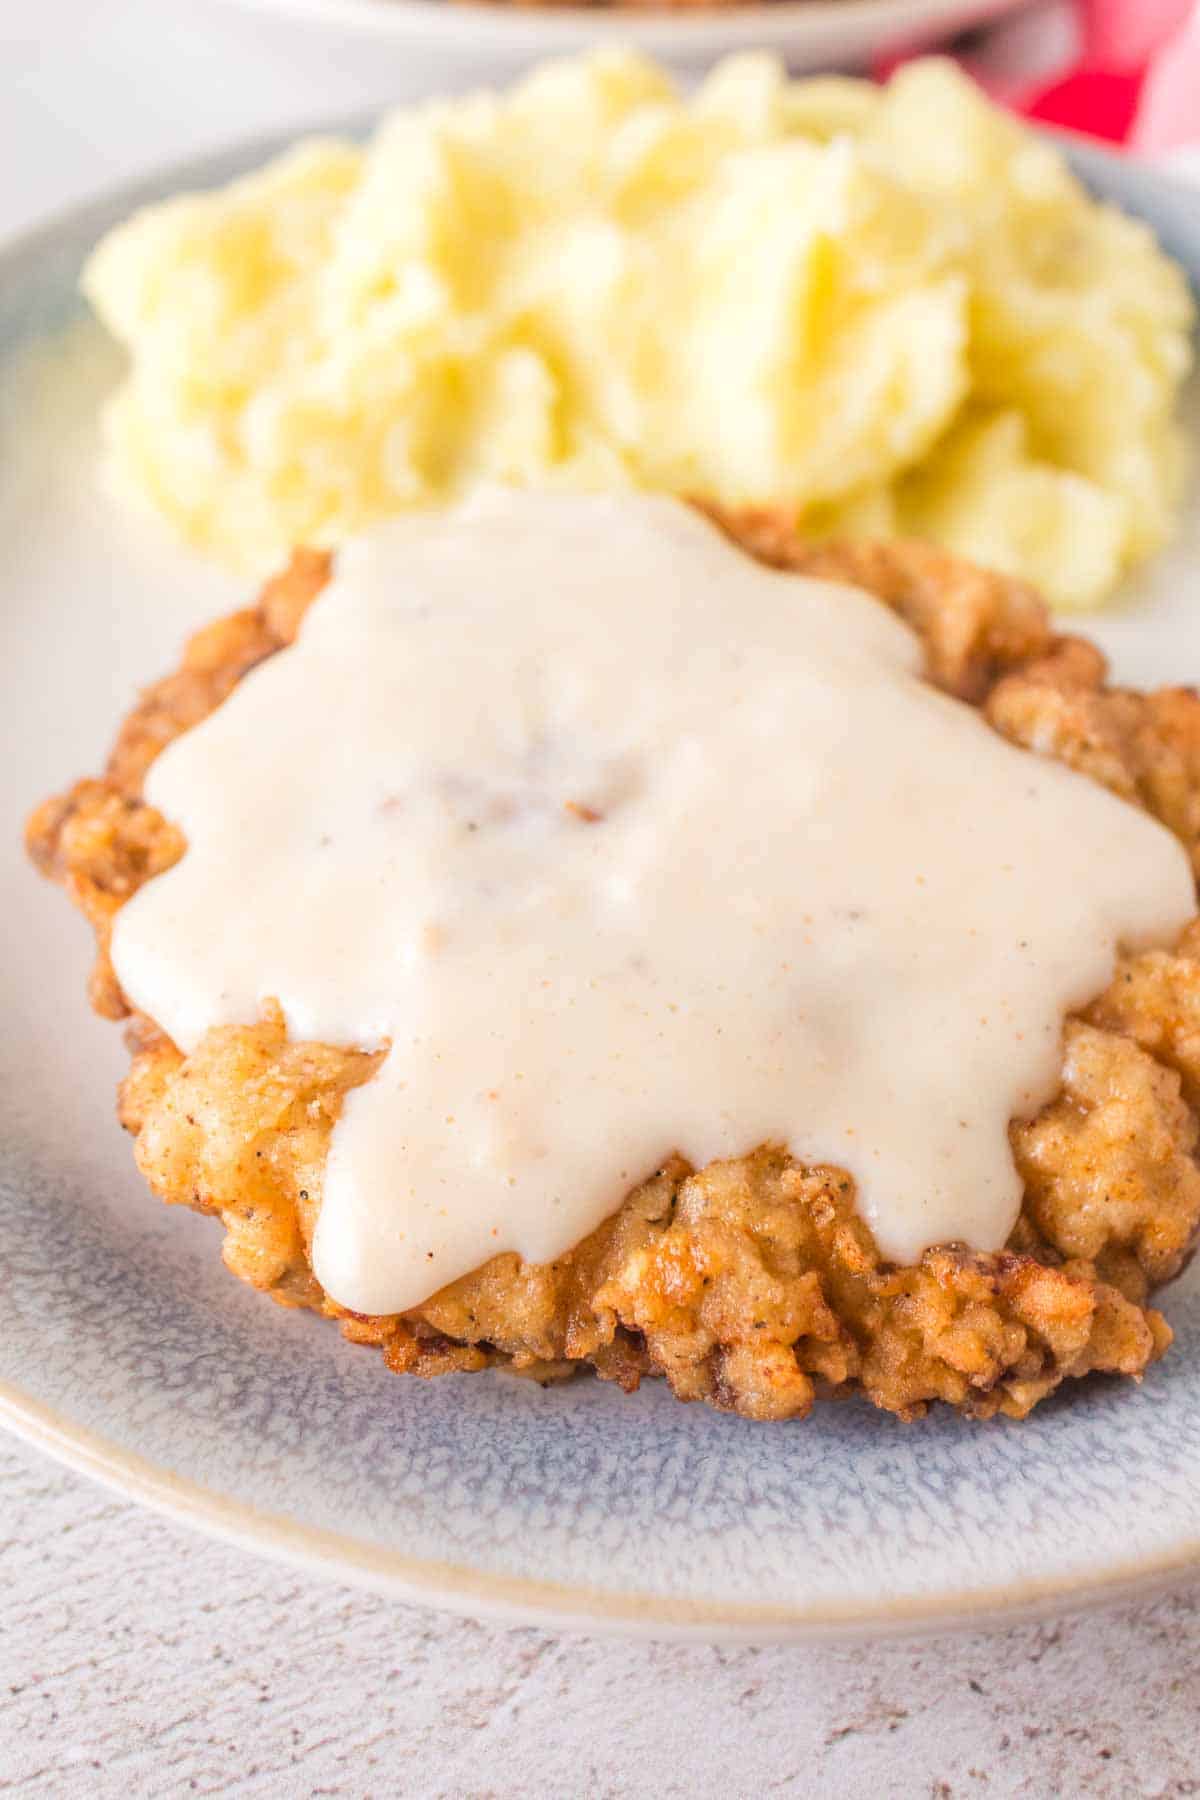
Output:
[3, 133, 1200, 1641]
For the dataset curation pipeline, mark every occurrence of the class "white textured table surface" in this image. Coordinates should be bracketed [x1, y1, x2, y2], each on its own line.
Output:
[4, 1433, 1200, 1798]
[6, 6, 1200, 1794]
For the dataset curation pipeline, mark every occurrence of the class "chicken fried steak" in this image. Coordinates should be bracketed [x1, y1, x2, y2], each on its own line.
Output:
[28, 513, 1200, 1423]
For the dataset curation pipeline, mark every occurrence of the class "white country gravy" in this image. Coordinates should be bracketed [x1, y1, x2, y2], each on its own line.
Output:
[111, 491, 1196, 1315]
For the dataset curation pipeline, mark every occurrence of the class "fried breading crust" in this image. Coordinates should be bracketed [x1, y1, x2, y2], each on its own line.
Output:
[27, 524, 1200, 1422]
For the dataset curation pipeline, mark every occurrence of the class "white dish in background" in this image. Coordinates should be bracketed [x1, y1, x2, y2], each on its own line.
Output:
[2, 131, 1200, 1641]
[215, 0, 1032, 67]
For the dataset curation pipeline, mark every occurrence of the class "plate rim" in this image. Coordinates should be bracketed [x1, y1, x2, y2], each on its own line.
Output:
[208, 0, 1030, 57]
[6, 1379, 1200, 1641]
[3, 113, 1200, 1644]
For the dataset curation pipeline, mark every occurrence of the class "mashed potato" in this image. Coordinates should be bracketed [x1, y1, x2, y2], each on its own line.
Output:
[85, 52, 1195, 610]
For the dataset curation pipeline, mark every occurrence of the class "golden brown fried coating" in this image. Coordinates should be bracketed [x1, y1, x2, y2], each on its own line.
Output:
[26, 517, 1200, 1422]
[986, 643, 1200, 877]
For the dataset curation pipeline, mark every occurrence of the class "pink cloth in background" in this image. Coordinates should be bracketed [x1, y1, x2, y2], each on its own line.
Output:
[885, 0, 1199, 155]
[1134, 3, 1200, 154]
[1080, 0, 1192, 68]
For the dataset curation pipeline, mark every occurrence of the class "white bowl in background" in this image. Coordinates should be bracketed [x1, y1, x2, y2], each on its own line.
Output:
[214, 0, 1033, 68]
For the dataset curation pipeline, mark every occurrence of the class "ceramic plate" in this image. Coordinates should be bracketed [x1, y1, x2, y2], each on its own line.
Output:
[3, 129, 1200, 1642]
[216, 0, 1029, 67]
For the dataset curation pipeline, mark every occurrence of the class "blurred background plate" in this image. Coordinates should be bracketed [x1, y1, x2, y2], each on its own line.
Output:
[215, 0, 1033, 67]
